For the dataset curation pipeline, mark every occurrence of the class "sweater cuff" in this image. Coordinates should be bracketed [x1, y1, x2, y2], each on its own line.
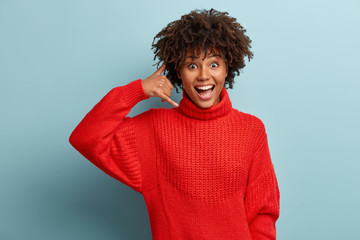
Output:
[249, 214, 277, 240]
[112, 79, 149, 107]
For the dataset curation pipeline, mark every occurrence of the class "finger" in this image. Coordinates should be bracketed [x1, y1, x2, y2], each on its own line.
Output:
[162, 80, 172, 95]
[157, 76, 173, 95]
[160, 87, 171, 102]
[165, 78, 174, 90]
[154, 63, 166, 76]
[156, 77, 171, 95]
[160, 93, 179, 107]
[158, 75, 172, 91]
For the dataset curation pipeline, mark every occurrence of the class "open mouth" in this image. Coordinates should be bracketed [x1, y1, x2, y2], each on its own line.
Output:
[194, 85, 215, 100]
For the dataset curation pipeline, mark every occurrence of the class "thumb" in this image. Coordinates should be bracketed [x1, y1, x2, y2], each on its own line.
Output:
[154, 62, 166, 76]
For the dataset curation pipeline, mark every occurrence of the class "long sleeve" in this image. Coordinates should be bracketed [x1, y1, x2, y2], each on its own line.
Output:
[244, 121, 280, 240]
[69, 79, 151, 193]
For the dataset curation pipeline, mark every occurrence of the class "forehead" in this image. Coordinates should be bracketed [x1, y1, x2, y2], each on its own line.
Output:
[185, 48, 221, 59]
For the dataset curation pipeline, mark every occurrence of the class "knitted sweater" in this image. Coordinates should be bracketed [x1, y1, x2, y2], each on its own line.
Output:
[69, 79, 280, 240]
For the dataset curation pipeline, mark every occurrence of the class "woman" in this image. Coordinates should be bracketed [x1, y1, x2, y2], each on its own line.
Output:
[69, 8, 280, 239]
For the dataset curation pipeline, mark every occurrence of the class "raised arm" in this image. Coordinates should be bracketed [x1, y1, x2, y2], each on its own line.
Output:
[69, 79, 151, 192]
[69, 64, 177, 192]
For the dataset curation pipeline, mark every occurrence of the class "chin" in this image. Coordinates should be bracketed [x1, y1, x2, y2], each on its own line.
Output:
[194, 95, 219, 109]
[197, 101, 215, 109]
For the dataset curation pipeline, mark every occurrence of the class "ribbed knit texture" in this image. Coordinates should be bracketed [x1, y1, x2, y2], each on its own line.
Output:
[69, 79, 280, 240]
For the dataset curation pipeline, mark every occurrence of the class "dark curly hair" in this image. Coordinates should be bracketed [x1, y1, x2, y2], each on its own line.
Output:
[152, 8, 254, 93]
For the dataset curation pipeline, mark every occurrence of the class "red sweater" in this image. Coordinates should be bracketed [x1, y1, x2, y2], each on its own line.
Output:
[69, 79, 280, 240]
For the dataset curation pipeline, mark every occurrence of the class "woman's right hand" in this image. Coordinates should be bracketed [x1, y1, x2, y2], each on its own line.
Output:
[141, 63, 179, 107]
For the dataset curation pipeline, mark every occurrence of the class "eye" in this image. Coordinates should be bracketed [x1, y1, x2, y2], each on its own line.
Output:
[211, 62, 219, 68]
[188, 63, 197, 69]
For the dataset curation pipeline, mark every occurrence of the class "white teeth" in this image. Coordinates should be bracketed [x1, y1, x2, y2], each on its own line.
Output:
[196, 85, 213, 90]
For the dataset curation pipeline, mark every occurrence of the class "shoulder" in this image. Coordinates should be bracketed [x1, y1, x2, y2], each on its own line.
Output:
[232, 108, 265, 127]
[231, 109, 268, 154]
[233, 108, 266, 142]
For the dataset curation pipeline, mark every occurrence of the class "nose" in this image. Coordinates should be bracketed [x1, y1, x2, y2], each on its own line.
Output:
[197, 66, 210, 81]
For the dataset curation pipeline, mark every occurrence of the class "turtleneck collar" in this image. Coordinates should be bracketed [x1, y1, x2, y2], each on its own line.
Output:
[178, 87, 232, 120]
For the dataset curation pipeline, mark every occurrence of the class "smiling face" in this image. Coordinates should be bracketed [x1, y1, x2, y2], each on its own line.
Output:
[177, 49, 228, 109]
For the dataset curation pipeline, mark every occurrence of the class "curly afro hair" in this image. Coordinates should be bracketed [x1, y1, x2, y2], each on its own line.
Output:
[152, 8, 254, 93]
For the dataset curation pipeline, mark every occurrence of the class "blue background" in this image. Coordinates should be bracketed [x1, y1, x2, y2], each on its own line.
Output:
[1, 0, 359, 239]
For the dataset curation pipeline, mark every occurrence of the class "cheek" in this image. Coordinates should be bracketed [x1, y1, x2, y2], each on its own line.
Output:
[181, 71, 194, 83]
[181, 78, 192, 90]
[214, 71, 227, 82]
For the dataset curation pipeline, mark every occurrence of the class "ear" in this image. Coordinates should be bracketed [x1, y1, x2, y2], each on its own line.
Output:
[177, 70, 181, 79]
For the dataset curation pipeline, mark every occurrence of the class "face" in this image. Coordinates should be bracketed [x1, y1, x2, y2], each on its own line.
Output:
[177, 49, 228, 109]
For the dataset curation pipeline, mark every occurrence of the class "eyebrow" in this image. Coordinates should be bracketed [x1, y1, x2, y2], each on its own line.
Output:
[186, 54, 221, 60]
